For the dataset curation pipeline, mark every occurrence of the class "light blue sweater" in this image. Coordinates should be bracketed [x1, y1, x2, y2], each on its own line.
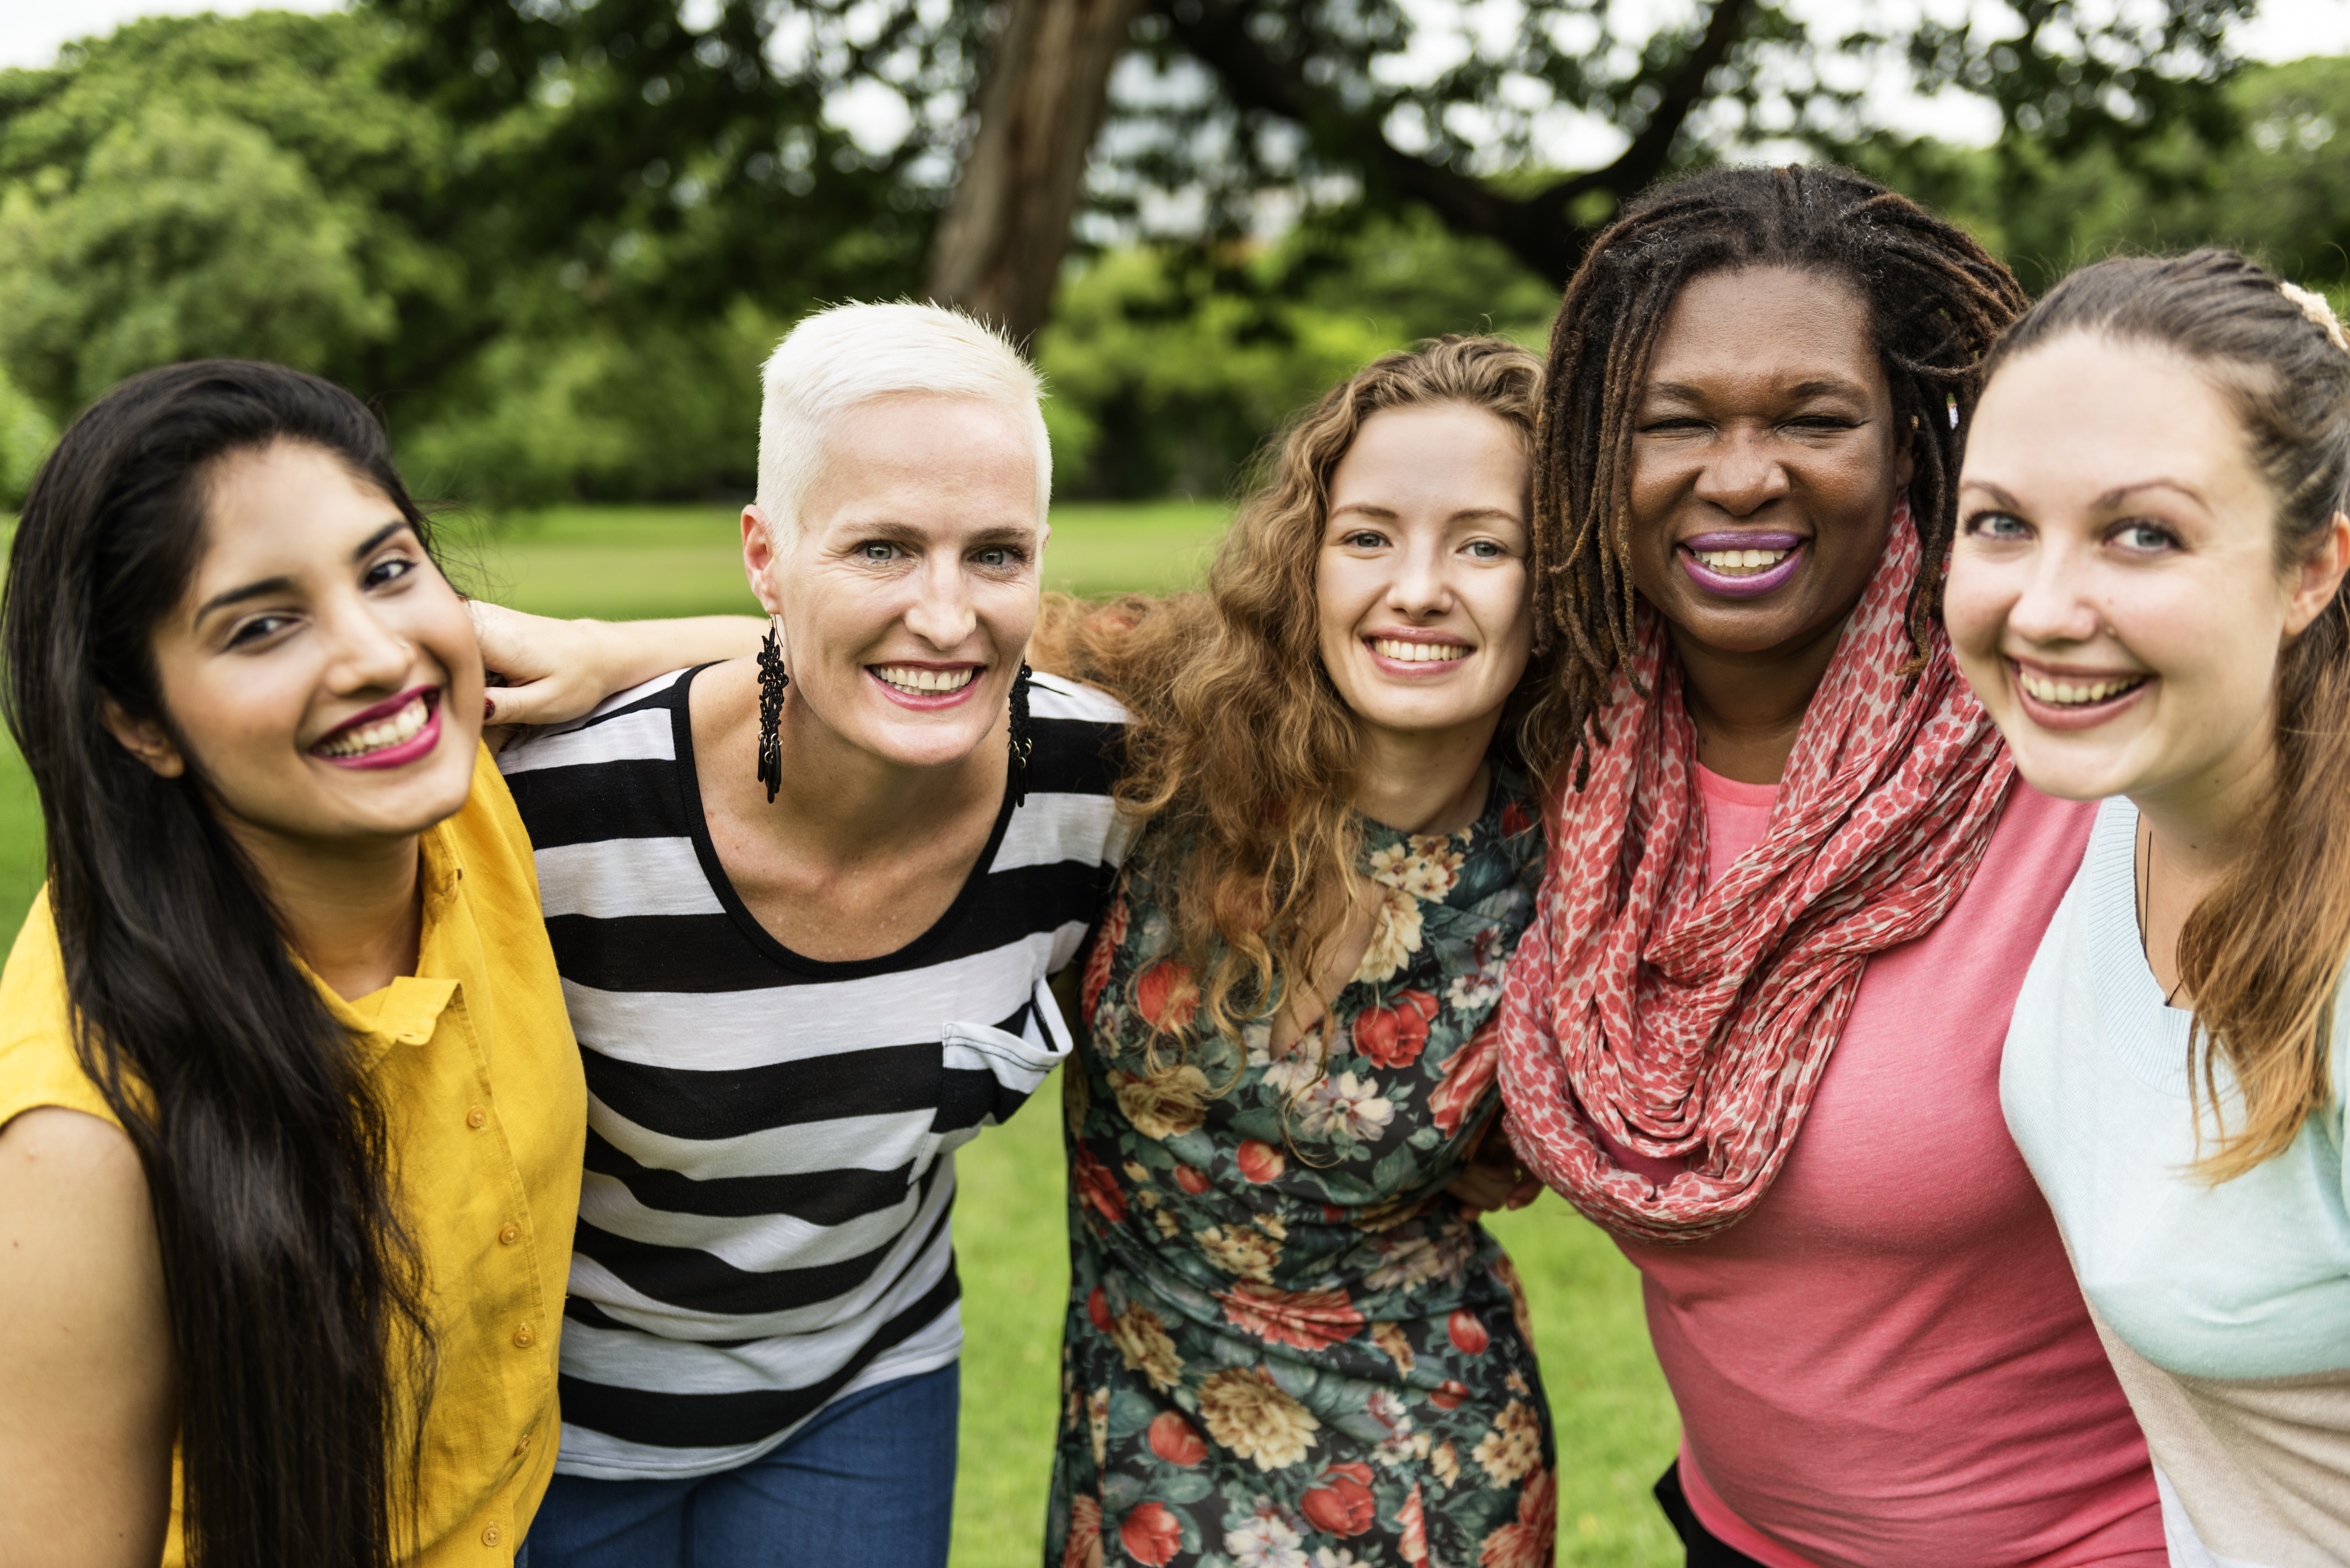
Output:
[2003, 796, 2350, 1565]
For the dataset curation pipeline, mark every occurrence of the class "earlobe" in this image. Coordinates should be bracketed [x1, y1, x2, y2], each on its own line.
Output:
[98, 697, 186, 780]
[2285, 510, 2350, 637]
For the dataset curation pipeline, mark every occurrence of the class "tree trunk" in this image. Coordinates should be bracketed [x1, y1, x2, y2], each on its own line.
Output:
[926, 0, 1140, 345]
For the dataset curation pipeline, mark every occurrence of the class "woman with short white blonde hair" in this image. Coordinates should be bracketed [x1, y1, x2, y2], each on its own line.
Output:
[504, 302, 1130, 1568]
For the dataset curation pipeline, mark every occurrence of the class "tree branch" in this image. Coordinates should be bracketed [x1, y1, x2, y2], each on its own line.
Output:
[1152, 0, 1755, 283]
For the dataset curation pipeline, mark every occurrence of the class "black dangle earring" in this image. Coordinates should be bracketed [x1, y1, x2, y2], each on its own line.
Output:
[1007, 662, 1035, 809]
[756, 616, 790, 803]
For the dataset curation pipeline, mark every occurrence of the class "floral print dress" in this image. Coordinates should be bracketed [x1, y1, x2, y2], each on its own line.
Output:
[1048, 767, 1556, 1568]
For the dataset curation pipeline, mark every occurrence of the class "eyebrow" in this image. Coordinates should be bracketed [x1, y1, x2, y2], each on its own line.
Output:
[1643, 377, 1870, 403]
[1962, 478, 2207, 512]
[1329, 502, 1525, 524]
[193, 518, 411, 623]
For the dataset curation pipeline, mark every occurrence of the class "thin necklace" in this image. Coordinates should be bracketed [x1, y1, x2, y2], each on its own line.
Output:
[2134, 820, 2187, 1006]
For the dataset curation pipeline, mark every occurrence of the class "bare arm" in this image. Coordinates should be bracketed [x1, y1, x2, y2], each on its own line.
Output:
[470, 603, 767, 729]
[0, 1108, 175, 1568]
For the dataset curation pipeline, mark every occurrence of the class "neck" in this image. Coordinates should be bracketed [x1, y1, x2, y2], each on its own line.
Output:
[2136, 728, 2277, 895]
[225, 821, 425, 1002]
[1352, 710, 1500, 836]
[716, 661, 1009, 854]
[1671, 614, 1848, 786]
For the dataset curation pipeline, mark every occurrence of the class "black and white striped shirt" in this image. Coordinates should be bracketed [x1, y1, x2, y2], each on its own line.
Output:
[499, 666, 1127, 1479]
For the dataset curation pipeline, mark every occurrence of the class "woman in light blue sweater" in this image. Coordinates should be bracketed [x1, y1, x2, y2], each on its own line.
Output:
[1945, 249, 2350, 1567]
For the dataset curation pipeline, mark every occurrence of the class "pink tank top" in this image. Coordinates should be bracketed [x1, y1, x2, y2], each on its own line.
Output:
[1612, 768, 2163, 1568]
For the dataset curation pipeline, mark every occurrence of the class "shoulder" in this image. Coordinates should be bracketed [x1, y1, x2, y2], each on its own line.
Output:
[0, 890, 120, 1132]
[497, 666, 692, 780]
[1026, 669, 1128, 728]
[1022, 670, 1129, 802]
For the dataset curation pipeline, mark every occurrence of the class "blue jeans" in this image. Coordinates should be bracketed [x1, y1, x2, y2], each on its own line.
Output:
[523, 1363, 960, 1568]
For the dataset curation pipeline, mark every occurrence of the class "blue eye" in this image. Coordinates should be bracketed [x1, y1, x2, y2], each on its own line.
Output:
[862, 542, 899, 562]
[2114, 521, 2177, 552]
[1964, 510, 2030, 539]
[1466, 540, 1504, 559]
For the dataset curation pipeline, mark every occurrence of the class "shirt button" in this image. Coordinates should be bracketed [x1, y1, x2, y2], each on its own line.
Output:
[513, 1324, 536, 1349]
[481, 1523, 501, 1548]
[466, 1106, 487, 1130]
[498, 1223, 521, 1246]
[513, 1430, 532, 1456]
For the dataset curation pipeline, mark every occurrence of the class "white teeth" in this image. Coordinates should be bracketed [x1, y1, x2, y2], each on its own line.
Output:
[1370, 638, 1470, 664]
[2019, 671, 2145, 706]
[1694, 548, 1792, 572]
[316, 693, 430, 758]
[874, 664, 980, 695]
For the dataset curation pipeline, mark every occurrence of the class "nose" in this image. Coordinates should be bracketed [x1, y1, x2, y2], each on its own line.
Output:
[2005, 539, 2104, 648]
[899, 549, 979, 651]
[1692, 426, 1791, 516]
[1387, 532, 1456, 619]
[322, 594, 417, 696]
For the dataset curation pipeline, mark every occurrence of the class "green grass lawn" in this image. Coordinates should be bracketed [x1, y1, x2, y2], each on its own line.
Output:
[0, 504, 1680, 1567]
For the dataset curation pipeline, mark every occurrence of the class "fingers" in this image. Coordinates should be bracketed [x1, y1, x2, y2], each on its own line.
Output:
[480, 676, 578, 729]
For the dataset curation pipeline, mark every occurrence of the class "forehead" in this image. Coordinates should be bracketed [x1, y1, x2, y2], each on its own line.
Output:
[1328, 403, 1529, 518]
[1643, 264, 1883, 396]
[1970, 335, 2257, 496]
[189, 442, 401, 579]
[802, 394, 1042, 538]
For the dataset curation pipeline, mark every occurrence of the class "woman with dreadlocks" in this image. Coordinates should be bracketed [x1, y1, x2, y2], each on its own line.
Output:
[1496, 165, 2168, 1564]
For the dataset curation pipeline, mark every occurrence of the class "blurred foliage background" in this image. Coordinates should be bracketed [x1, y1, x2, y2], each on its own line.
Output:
[0, 2, 2340, 512]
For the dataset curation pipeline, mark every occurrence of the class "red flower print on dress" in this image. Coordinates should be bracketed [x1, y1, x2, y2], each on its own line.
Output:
[1478, 1467, 1557, 1568]
[1119, 1502, 1184, 1566]
[1430, 1379, 1469, 1410]
[1146, 1411, 1206, 1467]
[1081, 932, 1116, 1028]
[1217, 1281, 1366, 1353]
[1086, 1287, 1114, 1333]
[1354, 991, 1440, 1069]
[1073, 1146, 1128, 1224]
[1134, 959, 1201, 1032]
[1236, 1140, 1285, 1183]
[1429, 1017, 1501, 1139]
[1447, 1310, 1490, 1355]
[1299, 1462, 1378, 1537]
[1399, 1483, 1429, 1564]
[1500, 799, 1535, 838]
[1172, 1164, 1211, 1195]
[1064, 1495, 1103, 1568]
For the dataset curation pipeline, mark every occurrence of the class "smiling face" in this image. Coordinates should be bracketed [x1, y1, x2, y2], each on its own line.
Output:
[1316, 402, 1534, 749]
[1627, 265, 1913, 661]
[1947, 332, 2346, 809]
[119, 440, 483, 849]
[745, 393, 1044, 772]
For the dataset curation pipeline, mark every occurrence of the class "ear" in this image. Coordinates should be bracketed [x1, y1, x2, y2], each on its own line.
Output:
[741, 505, 786, 617]
[2284, 511, 2350, 638]
[99, 697, 186, 779]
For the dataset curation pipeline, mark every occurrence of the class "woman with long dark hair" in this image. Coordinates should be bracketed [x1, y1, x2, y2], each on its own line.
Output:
[1495, 166, 2169, 1564]
[0, 359, 588, 1565]
[1950, 251, 2350, 1565]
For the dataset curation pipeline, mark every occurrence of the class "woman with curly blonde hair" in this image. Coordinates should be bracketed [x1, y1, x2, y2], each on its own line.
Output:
[1035, 335, 1570, 1568]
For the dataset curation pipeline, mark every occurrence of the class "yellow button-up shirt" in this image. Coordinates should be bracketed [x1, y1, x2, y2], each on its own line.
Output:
[0, 747, 586, 1565]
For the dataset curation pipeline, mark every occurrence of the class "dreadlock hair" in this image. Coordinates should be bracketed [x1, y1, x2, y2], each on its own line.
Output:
[1032, 335, 1559, 1061]
[1537, 163, 2029, 788]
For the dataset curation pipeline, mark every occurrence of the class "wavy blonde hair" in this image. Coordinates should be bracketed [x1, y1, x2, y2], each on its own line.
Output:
[1035, 335, 1561, 1055]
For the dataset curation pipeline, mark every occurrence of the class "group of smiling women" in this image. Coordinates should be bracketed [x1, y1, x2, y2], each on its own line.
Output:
[1, 161, 2345, 1568]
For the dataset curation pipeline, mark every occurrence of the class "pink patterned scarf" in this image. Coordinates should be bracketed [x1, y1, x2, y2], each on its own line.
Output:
[1497, 505, 2014, 1243]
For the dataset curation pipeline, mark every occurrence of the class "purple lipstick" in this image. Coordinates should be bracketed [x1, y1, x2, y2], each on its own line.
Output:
[1679, 532, 1805, 599]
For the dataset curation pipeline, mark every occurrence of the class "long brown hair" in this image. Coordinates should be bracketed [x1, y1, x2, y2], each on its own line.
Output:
[1036, 335, 1559, 1051]
[1981, 250, 2350, 1180]
[1536, 164, 2028, 785]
